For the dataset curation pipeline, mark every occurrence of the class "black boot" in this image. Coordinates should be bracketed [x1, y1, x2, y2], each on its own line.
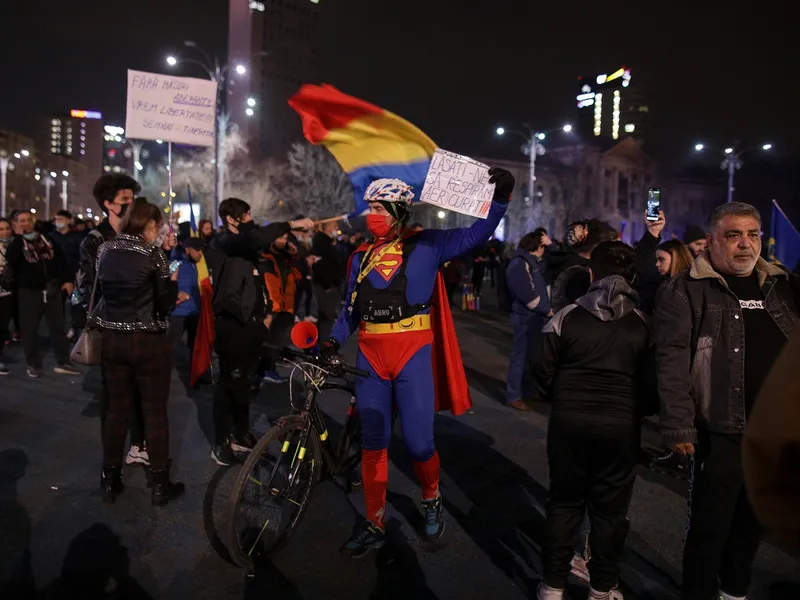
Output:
[101, 465, 124, 503]
[149, 466, 185, 506]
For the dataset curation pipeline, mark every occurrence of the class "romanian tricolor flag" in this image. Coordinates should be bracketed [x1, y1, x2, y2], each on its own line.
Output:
[188, 184, 199, 237]
[768, 200, 800, 272]
[288, 84, 436, 215]
[190, 253, 214, 387]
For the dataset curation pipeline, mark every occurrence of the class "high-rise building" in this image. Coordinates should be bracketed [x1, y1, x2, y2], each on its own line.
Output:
[575, 67, 648, 143]
[38, 109, 105, 180]
[228, 0, 321, 157]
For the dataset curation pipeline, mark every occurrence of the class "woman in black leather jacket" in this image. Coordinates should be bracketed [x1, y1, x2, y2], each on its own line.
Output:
[95, 198, 182, 506]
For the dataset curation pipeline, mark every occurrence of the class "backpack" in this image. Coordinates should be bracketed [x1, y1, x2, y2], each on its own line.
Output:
[496, 256, 523, 313]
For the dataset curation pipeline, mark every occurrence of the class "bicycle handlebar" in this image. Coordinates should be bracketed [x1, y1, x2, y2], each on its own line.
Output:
[274, 345, 370, 378]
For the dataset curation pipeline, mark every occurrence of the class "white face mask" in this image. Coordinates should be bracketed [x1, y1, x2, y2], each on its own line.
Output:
[55, 221, 69, 231]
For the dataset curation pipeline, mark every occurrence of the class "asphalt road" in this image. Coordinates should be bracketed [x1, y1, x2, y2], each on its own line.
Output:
[1, 301, 798, 600]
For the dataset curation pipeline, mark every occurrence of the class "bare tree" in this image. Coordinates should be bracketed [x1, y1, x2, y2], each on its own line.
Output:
[285, 142, 353, 219]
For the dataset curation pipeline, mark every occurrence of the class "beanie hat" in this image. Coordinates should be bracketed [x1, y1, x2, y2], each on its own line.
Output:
[683, 225, 706, 244]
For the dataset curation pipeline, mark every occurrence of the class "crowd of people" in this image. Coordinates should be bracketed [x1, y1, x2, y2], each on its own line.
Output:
[1, 168, 799, 600]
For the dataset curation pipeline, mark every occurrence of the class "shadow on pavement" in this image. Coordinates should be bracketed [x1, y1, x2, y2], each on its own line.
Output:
[37, 522, 152, 599]
[0, 448, 34, 600]
[241, 563, 304, 600]
[369, 518, 439, 600]
[203, 464, 239, 566]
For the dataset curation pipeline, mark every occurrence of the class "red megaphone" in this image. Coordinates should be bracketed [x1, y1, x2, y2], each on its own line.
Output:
[291, 321, 319, 349]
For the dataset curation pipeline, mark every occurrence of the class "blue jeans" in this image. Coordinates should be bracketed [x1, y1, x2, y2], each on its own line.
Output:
[505, 313, 543, 404]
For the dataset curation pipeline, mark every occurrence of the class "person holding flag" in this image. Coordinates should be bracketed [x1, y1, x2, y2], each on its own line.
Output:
[168, 237, 215, 387]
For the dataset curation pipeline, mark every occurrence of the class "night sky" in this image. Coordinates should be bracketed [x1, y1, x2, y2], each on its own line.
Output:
[1, 0, 795, 168]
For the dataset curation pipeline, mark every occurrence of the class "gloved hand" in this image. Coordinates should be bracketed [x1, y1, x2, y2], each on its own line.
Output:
[488, 167, 515, 203]
[320, 338, 341, 361]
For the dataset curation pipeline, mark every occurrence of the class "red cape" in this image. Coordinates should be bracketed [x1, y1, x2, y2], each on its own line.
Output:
[347, 241, 472, 416]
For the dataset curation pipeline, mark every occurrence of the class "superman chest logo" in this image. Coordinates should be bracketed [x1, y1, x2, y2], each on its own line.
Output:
[370, 241, 404, 282]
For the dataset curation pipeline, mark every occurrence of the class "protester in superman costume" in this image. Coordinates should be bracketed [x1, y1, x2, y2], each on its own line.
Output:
[321, 168, 514, 556]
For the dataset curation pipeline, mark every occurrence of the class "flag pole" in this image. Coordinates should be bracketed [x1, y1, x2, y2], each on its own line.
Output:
[167, 142, 174, 230]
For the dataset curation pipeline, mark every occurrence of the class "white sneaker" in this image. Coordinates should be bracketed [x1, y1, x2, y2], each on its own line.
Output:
[304, 315, 318, 324]
[589, 587, 623, 600]
[537, 583, 565, 600]
[569, 553, 590, 583]
[719, 592, 746, 600]
[125, 444, 150, 466]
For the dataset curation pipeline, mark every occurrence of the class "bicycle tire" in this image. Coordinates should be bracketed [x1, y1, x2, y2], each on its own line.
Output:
[226, 415, 322, 569]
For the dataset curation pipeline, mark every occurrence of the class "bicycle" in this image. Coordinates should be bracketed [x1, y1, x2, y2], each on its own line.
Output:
[225, 342, 368, 569]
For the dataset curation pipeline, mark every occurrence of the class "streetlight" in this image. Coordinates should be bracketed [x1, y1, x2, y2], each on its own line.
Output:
[693, 142, 774, 203]
[61, 170, 69, 177]
[495, 123, 573, 214]
[166, 40, 266, 221]
[247, 97, 256, 107]
[21, 150, 29, 157]
[437, 210, 446, 219]
[245, 108, 254, 117]
[13, 153, 20, 159]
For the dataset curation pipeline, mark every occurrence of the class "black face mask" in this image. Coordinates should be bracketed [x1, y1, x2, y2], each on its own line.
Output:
[237, 220, 256, 234]
[111, 202, 129, 219]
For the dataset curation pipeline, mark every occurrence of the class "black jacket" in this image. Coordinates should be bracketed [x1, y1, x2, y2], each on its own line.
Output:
[212, 222, 290, 324]
[94, 234, 177, 332]
[77, 218, 116, 305]
[534, 275, 655, 426]
[5, 233, 70, 290]
[633, 231, 662, 315]
[51, 230, 83, 280]
[310, 232, 343, 291]
[655, 253, 799, 445]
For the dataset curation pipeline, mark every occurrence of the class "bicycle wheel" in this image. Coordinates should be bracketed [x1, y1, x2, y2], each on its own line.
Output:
[226, 415, 322, 569]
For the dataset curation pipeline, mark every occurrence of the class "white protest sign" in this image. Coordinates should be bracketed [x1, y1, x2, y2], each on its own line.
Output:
[125, 69, 218, 147]
[419, 149, 495, 219]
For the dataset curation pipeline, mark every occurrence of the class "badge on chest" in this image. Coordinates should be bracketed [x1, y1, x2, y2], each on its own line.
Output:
[372, 241, 404, 283]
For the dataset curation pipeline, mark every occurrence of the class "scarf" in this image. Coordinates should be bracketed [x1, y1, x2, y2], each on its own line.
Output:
[21, 234, 55, 264]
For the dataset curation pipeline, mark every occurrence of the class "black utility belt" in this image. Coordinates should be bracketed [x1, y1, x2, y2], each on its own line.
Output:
[361, 300, 429, 324]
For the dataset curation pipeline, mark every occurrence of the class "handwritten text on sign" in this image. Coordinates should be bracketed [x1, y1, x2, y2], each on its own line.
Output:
[419, 149, 495, 219]
[125, 70, 218, 147]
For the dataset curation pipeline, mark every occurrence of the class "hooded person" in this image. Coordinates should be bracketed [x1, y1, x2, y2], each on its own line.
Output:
[321, 168, 514, 556]
[256, 230, 302, 383]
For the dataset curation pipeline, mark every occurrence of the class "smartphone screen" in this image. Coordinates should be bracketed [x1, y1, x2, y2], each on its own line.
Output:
[646, 188, 661, 221]
[169, 260, 181, 274]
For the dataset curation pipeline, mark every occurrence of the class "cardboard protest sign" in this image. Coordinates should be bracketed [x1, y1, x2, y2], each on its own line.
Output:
[419, 149, 495, 219]
[125, 70, 218, 147]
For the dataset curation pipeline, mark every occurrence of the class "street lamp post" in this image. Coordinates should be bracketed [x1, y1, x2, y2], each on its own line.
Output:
[43, 174, 55, 221]
[0, 152, 9, 217]
[495, 124, 572, 212]
[694, 142, 772, 203]
[167, 41, 265, 222]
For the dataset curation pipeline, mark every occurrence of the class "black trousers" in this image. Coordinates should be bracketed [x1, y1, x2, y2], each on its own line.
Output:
[212, 316, 265, 446]
[101, 331, 172, 470]
[0, 294, 12, 352]
[168, 315, 199, 354]
[17, 285, 69, 369]
[294, 279, 313, 319]
[471, 265, 486, 296]
[314, 285, 341, 343]
[543, 416, 640, 592]
[258, 312, 295, 374]
[682, 432, 761, 600]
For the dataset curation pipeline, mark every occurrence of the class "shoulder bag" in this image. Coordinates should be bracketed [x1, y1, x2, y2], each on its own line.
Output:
[70, 254, 103, 366]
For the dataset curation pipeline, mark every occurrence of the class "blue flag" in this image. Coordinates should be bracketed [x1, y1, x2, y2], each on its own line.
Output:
[187, 184, 198, 237]
[768, 200, 800, 272]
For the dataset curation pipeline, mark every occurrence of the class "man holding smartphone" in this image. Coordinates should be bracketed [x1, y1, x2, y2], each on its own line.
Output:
[210, 198, 313, 466]
[655, 202, 798, 600]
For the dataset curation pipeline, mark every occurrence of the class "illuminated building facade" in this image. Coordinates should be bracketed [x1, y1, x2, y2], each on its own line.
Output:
[38, 109, 105, 180]
[228, 0, 322, 157]
[575, 67, 648, 143]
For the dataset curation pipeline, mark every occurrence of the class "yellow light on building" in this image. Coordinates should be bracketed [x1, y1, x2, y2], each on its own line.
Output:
[593, 93, 603, 136]
[612, 90, 621, 140]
